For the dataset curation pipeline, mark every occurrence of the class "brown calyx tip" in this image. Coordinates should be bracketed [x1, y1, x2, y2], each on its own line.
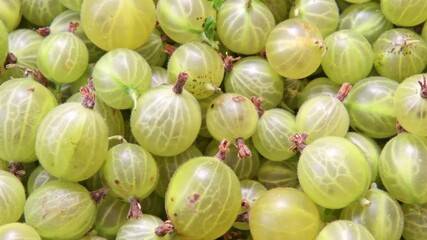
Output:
[8, 162, 25, 180]
[35, 27, 50, 37]
[221, 53, 241, 73]
[250, 96, 265, 117]
[214, 139, 230, 161]
[128, 197, 143, 220]
[90, 188, 109, 204]
[336, 83, 352, 102]
[173, 72, 188, 94]
[164, 44, 176, 56]
[396, 121, 407, 134]
[80, 77, 96, 109]
[246, 0, 252, 8]
[223, 231, 243, 240]
[418, 75, 427, 98]
[288, 132, 308, 154]
[5, 53, 17, 66]
[235, 137, 252, 159]
[235, 212, 249, 223]
[241, 199, 250, 209]
[67, 22, 79, 33]
[155, 219, 175, 237]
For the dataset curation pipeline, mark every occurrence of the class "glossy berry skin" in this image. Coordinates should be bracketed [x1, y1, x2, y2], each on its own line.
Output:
[0, 78, 57, 163]
[35, 102, 109, 182]
[81, 0, 156, 51]
[167, 42, 224, 100]
[266, 18, 324, 79]
[92, 48, 152, 110]
[344, 76, 398, 139]
[298, 136, 371, 209]
[165, 156, 241, 240]
[130, 84, 201, 157]
[156, 0, 216, 44]
[340, 185, 404, 240]
[20, 0, 65, 26]
[0, 21, 8, 68]
[394, 74, 427, 136]
[24, 181, 97, 240]
[216, 0, 275, 55]
[0, 223, 41, 240]
[102, 142, 159, 202]
[373, 29, 427, 82]
[379, 133, 427, 205]
[249, 187, 322, 240]
[0, 0, 22, 32]
[37, 31, 89, 83]
[0, 170, 26, 225]
[316, 220, 375, 240]
[206, 93, 258, 142]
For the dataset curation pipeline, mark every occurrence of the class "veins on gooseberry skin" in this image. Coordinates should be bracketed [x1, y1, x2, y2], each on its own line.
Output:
[155, 219, 175, 237]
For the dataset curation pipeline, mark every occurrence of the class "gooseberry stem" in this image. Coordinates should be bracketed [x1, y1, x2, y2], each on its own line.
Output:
[164, 44, 176, 55]
[80, 77, 96, 109]
[173, 72, 188, 94]
[214, 139, 230, 161]
[418, 75, 427, 98]
[250, 96, 265, 117]
[90, 188, 109, 204]
[5, 63, 48, 86]
[288, 132, 308, 154]
[235, 137, 252, 159]
[336, 83, 352, 102]
[54, 83, 63, 104]
[155, 219, 175, 237]
[108, 135, 127, 143]
[128, 197, 143, 219]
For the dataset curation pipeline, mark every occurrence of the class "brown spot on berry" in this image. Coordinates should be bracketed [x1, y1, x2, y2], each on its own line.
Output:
[187, 193, 201, 212]
[114, 179, 120, 184]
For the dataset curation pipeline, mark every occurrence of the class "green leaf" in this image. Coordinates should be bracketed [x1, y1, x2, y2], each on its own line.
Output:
[201, 16, 219, 49]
